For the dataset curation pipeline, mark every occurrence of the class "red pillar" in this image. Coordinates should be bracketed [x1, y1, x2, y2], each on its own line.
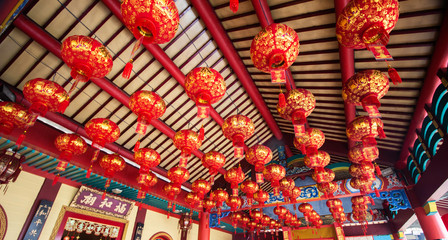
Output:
[414, 206, 448, 239]
[442, 214, 448, 231]
[198, 212, 210, 240]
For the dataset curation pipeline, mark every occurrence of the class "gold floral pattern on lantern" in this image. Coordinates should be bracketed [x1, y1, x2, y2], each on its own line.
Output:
[343, 70, 390, 118]
[54, 133, 87, 171]
[185, 67, 226, 118]
[303, 150, 330, 169]
[348, 143, 379, 163]
[250, 23, 299, 84]
[0, 102, 31, 134]
[240, 180, 259, 206]
[336, 0, 399, 49]
[225, 165, 245, 196]
[263, 164, 286, 196]
[211, 188, 229, 215]
[173, 129, 202, 167]
[277, 88, 315, 137]
[167, 166, 190, 187]
[317, 181, 338, 198]
[246, 144, 273, 172]
[121, 0, 179, 44]
[23, 78, 69, 116]
[61, 35, 113, 84]
[99, 154, 126, 198]
[201, 151, 226, 184]
[346, 116, 386, 147]
[293, 128, 325, 155]
[191, 179, 211, 199]
[222, 115, 255, 158]
[85, 118, 120, 149]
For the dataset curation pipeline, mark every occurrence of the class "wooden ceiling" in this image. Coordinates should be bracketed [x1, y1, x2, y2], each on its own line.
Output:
[0, 0, 446, 190]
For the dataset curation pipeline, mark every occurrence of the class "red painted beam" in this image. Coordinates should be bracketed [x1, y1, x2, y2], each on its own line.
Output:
[334, 0, 356, 149]
[100, 0, 224, 126]
[396, 7, 448, 169]
[250, 0, 296, 91]
[190, 0, 283, 140]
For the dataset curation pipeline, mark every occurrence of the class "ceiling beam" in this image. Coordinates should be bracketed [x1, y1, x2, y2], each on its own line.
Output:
[190, 0, 283, 140]
[396, 7, 448, 169]
[250, 0, 296, 90]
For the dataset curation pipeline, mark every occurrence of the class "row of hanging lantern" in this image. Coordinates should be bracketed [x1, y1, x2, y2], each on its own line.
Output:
[351, 196, 375, 233]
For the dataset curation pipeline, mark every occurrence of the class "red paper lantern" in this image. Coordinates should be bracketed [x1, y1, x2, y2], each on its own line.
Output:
[240, 180, 259, 206]
[226, 196, 242, 211]
[350, 177, 373, 195]
[273, 206, 287, 220]
[299, 203, 313, 222]
[222, 115, 255, 158]
[185, 67, 226, 119]
[185, 192, 201, 210]
[191, 179, 211, 200]
[54, 133, 87, 172]
[312, 168, 335, 184]
[167, 166, 189, 188]
[289, 186, 301, 202]
[138, 172, 158, 199]
[343, 70, 390, 118]
[245, 144, 272, 183]
[0, 102, 31, 134]
[241, 214, 250, 228]
[263, 164, 285, 196]
[326, 199, 343, 209]
[163, 183, 182, 211]
[251, 208, 263, 223]
[293, 128, 325, 155]
[349, 162, 375, 180]
[224, 165, 245, 196]
[317, 181, 338, 198]
[247, 221, 257, 232]
[201, 151, 226, 184]
[203, 197, 216, 213]
[99, 154, 126, 198]
[173, 129, 202, 167]
[61, 35, 113, 96]
[348, 143, 379, 163]
[303, 150, 330, 170]
[346, 116, 386, 147]
[134, 148, 160, 197]
[129, 90, 166, 150]
[211, 188, 229, 215]
[23, 78, 69, 117]
[230, 212, 242, 230]
[250, 23, 299, 84]
[279, 177, 295, 202]
[277, 88, 315, 137]
[84, 118, 120, 177]
[254, 189, 269, 207]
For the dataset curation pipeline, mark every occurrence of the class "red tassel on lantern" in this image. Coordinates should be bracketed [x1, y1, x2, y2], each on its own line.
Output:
[122, 60, 134, 79]
[199, 126, 204, 141]
[16, 133, 26, 147]
[278, 92, 286, 108]
[229, 0, 239, 13]
[374, 187, 380, 197]
[375, 164, 382, 176]
[134, 141, 141, 152]
[378, 127, 386, 138]
[53, 174, 60, 186]
[388, 66, 402, 85]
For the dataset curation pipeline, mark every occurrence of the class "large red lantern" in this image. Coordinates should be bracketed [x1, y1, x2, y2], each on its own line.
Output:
[263, 164, 285, 196]
[254, 189, 269, 207]
[120, 0, 179, 79]
[348, 143, 379, 164]
[173, 129, 202, 167]
[293, 128, 325, 155]
[312, 168, 335, 184]
[191, 179, 211, 200]
[167, 166, 189, 188]
[298, 203, 313, 222]
[230, 212, 242, 231]
[84, 118, 120, 177]
[279, 178, 295, 202]
[250, 23, 299, 84]
[163, 183, 182, 212]
[350, 177, 373, 195]
[134, 148, 161, 197]
[138, 172, 158, 199]
[277, 88, 315, 137]
[343, 70, 391, 118]
[251, 208, 263, 223]
[211, 188, 229, 215]
[273, 206, 287, 220]
[201, 151, 226, 184]
[222, 115, 255, 158]
[290, 186, 301, 202]
[61, 35, 113, 96]
[129, 90, 166, 150]
[226, 196, 242, 212]
[99, 154, 126, 199]
[245, 144, 272, 183]
[240, 180, 259, 206]
[303, 150, 330, 171]
[185, 192, 201, 211]
[54, 133, 87, 172]
[224, 165, 245, 196]
[185, 67, 226, 119]
[0, 102, 31, 134]
[346, 116, 386, 147]
[349, 162, 375, 179]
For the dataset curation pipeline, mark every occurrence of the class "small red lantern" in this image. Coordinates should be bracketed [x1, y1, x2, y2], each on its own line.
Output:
[0, 102, 31, 134]
[129, 90, 166, 151]
[23, 78, 69, 117]
[254, 189, 269, 207]
[191, 179, 211, 200]
[173, 129, 202, 167]
[99, 154, 126, 199]
[279, 178, 295, 202]
[273, 206, 287, 220]
[245, 144, 272, 183]
[317, 181, 338, 198]
[251, 208, 263, 223]
[230, 212, 242, 231]
[201, 151, 226, 184]
[303, 150, 330, 171]
[289, 186, 301, 203]
[120, 0, 179, 79]
[293, 128, 325, 155]
[167, 166, 190, 188]
[350, 177, 373, 195]
[299, 203, 313, 222]
[250, 23, 299, 84]
[349, 162, 375, 179]
[222, 115, 255, 158]
[348, 143, 379, 163]
[240, 180, 259, 206]
[226, 196, 242, 211]
[343, 70, 390, 118]
[224, 165, 245, 196]
[277, 88, 315, 137]
[185, 67, 226, 119]
[134, 148, 161, 197]
[241, 214, 250, 228]
[54, 133, 87, 173]
[263, 164, 285, 196]
[138, 172, 158, 199]
[163, 183, 182, 212]
[203, 197, 216, 213]
[211, 188, 229, 215]
[185, 192, 201, 211]
[61, 35, 113, 96]
[84, 118, 120, 177]
[312, 168, 335, 184]
[346, 116, 386, 147]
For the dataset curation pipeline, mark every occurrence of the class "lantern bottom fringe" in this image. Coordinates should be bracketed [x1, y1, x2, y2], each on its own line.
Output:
[102, 191, 107, 200]
[278, 91, 286, 108]
[16, 132, 26, 148]
[134, 140, 141, 152]
[388, 65, 402, 85]
[229, 0, 239, 13]
[53, 174, 60, 186]
[375, 163, 382, 176]
[86, 165, 93, 178]
[122, 60, 133, 79]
